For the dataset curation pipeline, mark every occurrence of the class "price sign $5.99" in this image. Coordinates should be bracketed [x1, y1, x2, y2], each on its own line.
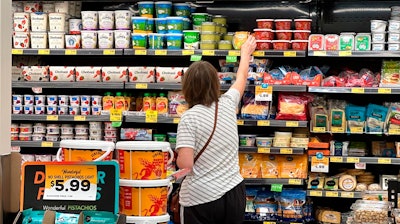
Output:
[44, 165, 97, 201]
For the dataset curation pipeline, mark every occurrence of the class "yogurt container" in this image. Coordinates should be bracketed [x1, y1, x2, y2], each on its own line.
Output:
[24, 95, 34, 105]
[23, 105, 34, 114]
[33, 123, 46, 133]
[48, 32, 65, 49]
[115, 10, 132, 30]
[46, 105, 58, 115]
[13, 94, 23, 105]
[137, 1, 154, 18]
[371, 20, 387, 32]
[132, 17, 148, 32]
[114, 30, 131, 49]
[49, 13, 66, 32]
[166, 33, 182, 49]
[47, 95, 58, 105]
[389, 20, 400, 32]
[355, 33, 371, 51]
[146, 18, 155, 32]
[35, 105, 46, 115]
[239, 134, 256, 146]
[57, 105, 68, 115]
[46, 135, 59, 142]
[371, 32, 386, 43]
[183, 30, 200, 49]
[274, 19, 292, 30]
[42, 3, 55, 13]
[91, 95, 102, 106]
[65, 35, 81, 49]
[60, 135, 74, 141]
[81, 30, 98, 48]
[61, 124, 74, 135]
[97, 30, 114, 49]
[192, 13, 208, 26]
[20, 124, 33, 133]
[131, 33, 148, 49]
[69, 19, 82, 34]
[13, 12, 30, 32]
[388, 42, 400, 51]
[69, 95, 80, 106]
[256, 137, 273, 147]
[80, 106, 91, 115]
[30, 12, 48, 32]
[388, 32, 400, 43]
[32, 133, 45, 141]
[34, 95, 46, 105]
[155, 1, 172, 18]
[54, 1, 69, 14]
[174, 3, 191, 18]
[91, 106, 102, 115]
[98, 11, 115, 30]
[80, 95, 91, 106]
[148, 33, 165, 49]
[339, 33, 355, 50]
[30, 32, 48, 49]
[11, 123, 19, 133]
[155, 18, 167, 34]
[69, 106, 80, 115]
[13, 105, 23, 114]
[81, 11, 98, 30]
[13, 32, 30, 49]
[23, 2, 40, 13]
[19, 133, 32, 141]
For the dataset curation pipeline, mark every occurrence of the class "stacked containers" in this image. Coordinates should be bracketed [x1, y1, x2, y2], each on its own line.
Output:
[116, 141, 174, 222]
[56, 139, 115, 161]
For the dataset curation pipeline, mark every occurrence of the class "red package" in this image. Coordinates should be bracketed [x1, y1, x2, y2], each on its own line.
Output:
[276, 93, 314, 121]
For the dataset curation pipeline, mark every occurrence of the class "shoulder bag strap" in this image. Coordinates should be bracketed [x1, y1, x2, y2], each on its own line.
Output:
[193, 102, 218, 163]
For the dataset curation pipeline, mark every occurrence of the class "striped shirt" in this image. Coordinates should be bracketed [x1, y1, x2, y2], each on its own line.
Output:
[176, 88, 243, 207]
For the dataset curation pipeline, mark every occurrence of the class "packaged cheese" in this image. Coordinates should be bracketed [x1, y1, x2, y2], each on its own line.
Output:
[260, 154, 278, 178]
[277, 154, 308, 179]
[338, 175, 357, 191]
[239, 153, 262, 178]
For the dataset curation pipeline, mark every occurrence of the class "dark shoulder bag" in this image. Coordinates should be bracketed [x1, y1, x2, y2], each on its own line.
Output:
[170, 102, 219, 224]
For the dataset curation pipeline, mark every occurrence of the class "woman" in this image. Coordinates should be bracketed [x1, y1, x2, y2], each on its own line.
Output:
[176, 35, 257, 224]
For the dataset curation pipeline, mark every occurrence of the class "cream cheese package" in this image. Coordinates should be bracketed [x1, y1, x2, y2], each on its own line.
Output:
[101, 66, 128, 82]
[128, 66, 156, 83]
[75, 66, 102, 82]
[49, 66, 75, 82]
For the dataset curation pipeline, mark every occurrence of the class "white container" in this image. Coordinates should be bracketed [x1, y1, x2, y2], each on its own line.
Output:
[57, 105, 68, 115]
[48, 32, 65, 49]
[23, 105, 34, 114]
[126, 214, 170, 224]
[69, 106, 80, 115]
[89, 121, 102, 129]
[81, 11, 98, 30]
[115, 10, 132, 30]
[371, 20, 387, 32]
[80, 106, 91, 115]
[19, 133, 32, 141]
[20, 123, 33, 133]
[275, 131, 293, 138]
[114, 30, 131, 49]
[89, 135, 103, 141]
[80, 95, 91, 106]
[372, 42, 386, 51]
[54, 1, 69, 14]
[101, 66, 128, 82]
[69, 19, 82, 34]
[256, 137, 274, 147]
[91, 95, 102, 106]
[98, 11, 115, 30]
[49, 13, 67, 32]
[34, 105, 45, 114]
[30, 32, 47, 48]
[60, 134, 74, 141]
[30, 12, 48, 32]
[23, 2, 40, 13]
[47, 95, 58, 105]
[46, 135, 59, 142]
[69, 95, 80, 106]
[13, 32, 30, 48]
[388, 32, 400, 43]
[61, 124, 74, 135]
[34, 95, 46, 105]
[75, 66, 102, 82]
[372, 32, 386, 43]
[49, 66, 75, 82]
[32, 133, 45, 141]
[238, 134, 256, 146]
[13, 94, 23, 105]
[47, 124, 60, 134]
[24, 94, 34, 105]
[74, 135, 89, 140]
[65, 34, 81, 49]
[104, 130, 117, 138]
[12, 105, 23, 114]
[81, 30, 97, 48]
[389, 20, 400, 32]
[388, 42, 400, 51]
[46, 105, 58, 115]
[12, 2, 23, 13]
[33, 123, 46, 134]
[97, 30, 114, 49]
[91, 106, 102, 115]
[42, 3, 55, 13]
[13, 12, 30, 32]
[11, 123, 19, 133]
[89, 129, 102, 136]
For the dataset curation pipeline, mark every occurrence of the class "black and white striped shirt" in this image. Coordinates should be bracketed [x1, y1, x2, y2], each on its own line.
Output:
[176, 88, 243, 207]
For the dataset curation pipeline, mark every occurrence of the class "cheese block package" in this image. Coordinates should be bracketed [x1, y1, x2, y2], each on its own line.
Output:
[277, 154, 308, 179]
[307, 174, 325, 190]
[239, 153, 262, 178]
[276, 93, 314, 121]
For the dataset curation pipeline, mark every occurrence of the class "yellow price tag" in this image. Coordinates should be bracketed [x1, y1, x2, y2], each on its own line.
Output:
[202, 50, 215, 56]
[257, 120, 270, 126]
[12, 49, 24, 54]
[378, 158, 392, 164]
[252, 51, 265, 57]
[389, 129, 400, 135]
[38, 49, 50, 55]
[351, 88, 365, 94]
[155, 50, 167, 55]
[330, 157, 343, 163]
[263, 222, 276, 224]
[312, 127, 326, 133]
[326, 191, 339, 197]
[309, 190, 323, 197]
[341, 192, 354, 198]
[44, 165, 97, 201]
[135, 49, 147, 55]
[110, 108, 123, 122]
[145, 110, 158, 123]
[286, 121, 299, 127]
[283, 51, 297, 57]
[46, 115, 59, 121]
[228, 50, 240, 56]
[378, 88, 392, 94]
[182, 50, 194, 55]
[41, 142, 54, 147]
[313, 51, 327, 56]
[288, 179, 302, 185]
[135, 83, 148, 89]
[258, 148, 271, 154]
[350, 127, 363, 133]
[74, 115, 86, 121]
[347, 157, 360, 163]
[65, 49, 77, 55]
[237, 120, 244, 125]
[331, 127, 345, 133]
[280, 148, 293, 154]
[103, 49, 116, 55]
[339, 51, 352, 56]
[173, 118, 180, 124]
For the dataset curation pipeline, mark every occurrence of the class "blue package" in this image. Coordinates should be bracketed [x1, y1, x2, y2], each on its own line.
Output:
[366, 104, 388, 133]
[345, 105, 367, 132]
[278, 189, 306, 222]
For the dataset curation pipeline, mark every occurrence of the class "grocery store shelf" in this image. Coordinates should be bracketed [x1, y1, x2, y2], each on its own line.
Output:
[12, 49, 123, 56]
[307, 190, 362, 198]
[329, 156, 400, 165]
[11, 114, 110, 122]
[239, 147, 305, 155]
[11, 141, 60, 148]
[124, 115, 181, 124]
[244, 178, 304, 185]
[12, 81, 125, 89]
[308, 86, 400, 94]
[308, 50, 400, 57]
[237, 119, 308, 127]
[310, 128, 400, 135]
[244, 221, 304, 224]
[123, 49, 306, 57]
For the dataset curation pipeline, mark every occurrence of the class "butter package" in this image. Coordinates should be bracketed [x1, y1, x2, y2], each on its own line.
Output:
[128, 66, 155, 83]
[155, 67, 183, 83]
[49, 66, 75, 82]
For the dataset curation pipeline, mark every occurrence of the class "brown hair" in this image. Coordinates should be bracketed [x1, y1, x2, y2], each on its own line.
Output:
[182, 61, 220, 108]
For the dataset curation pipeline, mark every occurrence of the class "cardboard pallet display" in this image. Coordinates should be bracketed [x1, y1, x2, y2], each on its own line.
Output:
[13, 161, 125, 224]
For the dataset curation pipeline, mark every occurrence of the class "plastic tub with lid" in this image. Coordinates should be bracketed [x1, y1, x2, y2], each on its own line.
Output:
[126, 214, 170, 224]
[116, 141, 174, 180]
[56, 140, 115, 162]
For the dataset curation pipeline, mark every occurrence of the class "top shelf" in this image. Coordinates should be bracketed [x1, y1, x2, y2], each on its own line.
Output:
[308, 50, 400, 58]
[11, 49, 306, 58]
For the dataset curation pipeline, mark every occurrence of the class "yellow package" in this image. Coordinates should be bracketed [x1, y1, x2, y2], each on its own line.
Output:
[277, 154, 308, 179]
[260, 154, 279, 178]
[239, 153, 262, 178]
